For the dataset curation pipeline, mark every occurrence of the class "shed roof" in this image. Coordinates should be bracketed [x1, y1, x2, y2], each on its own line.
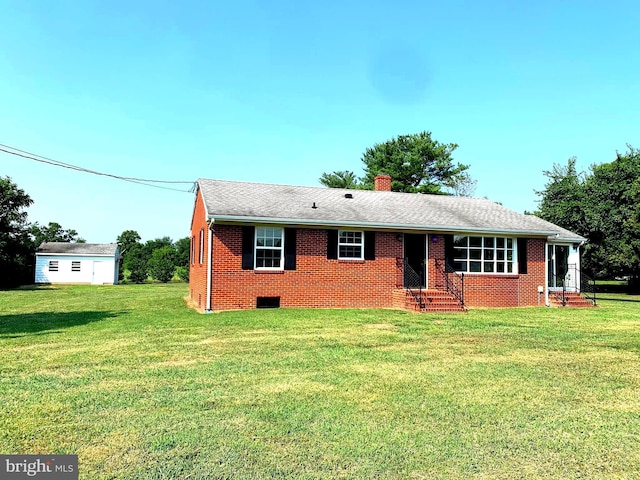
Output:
[36, 243, 119, 256]
[197, 178, 585, 240]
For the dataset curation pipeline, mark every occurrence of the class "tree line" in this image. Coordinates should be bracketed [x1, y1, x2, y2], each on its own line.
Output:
[0, 176, 189, 288]
[116, 230, 190, 283]
[534, 146, 640, 290]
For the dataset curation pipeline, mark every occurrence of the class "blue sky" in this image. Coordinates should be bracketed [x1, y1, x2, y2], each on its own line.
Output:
[1, 0, 639, 243]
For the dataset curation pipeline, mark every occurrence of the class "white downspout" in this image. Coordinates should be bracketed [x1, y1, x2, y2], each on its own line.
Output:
[205, 219, 214, 313]
[544, 241, 549, 306]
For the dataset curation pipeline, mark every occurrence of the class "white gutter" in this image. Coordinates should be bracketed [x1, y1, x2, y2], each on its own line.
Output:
[207, 214, 558, 237]
[205, 219, 214, 313]
[548, 236, 587, 243]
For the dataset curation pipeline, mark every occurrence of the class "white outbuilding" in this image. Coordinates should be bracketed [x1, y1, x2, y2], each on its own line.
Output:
[35, 243, 120, 285]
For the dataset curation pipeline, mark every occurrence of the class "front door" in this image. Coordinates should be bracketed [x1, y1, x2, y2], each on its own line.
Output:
[404, 234, 426, 287]
[548, 245, 569, 290]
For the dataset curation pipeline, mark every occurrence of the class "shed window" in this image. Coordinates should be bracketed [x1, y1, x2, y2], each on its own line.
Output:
[71, 261, 81, 272]
[49, 261, 58, 272]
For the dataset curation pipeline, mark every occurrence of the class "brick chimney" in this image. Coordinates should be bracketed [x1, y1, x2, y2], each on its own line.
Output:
[374, 174, 392, 191]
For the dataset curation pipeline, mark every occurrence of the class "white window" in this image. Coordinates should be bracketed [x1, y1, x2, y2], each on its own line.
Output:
[49, 260, 58, 272]
[338, 230, 364, 260]
[452, 236, 514, 273]
[255, 227, 283, 269]
[199, 229, 204, 264]
[71, 261, 81, 272]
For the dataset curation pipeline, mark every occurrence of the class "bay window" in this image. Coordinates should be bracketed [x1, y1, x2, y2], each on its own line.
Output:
[452, 235, 514, 273]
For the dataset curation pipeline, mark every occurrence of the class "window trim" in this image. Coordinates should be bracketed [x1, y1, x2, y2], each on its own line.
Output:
[451, 235, 517, 274]
[199, 229, 204, 265]
[337, 230, 364, 261]
[254, 226, 284, 270]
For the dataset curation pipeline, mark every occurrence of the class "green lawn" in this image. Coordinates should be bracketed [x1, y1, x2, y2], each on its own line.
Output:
[1, 285, 639, 479]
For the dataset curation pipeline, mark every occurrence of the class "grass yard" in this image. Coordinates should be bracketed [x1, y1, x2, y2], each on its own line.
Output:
[1, 285, 639, 479]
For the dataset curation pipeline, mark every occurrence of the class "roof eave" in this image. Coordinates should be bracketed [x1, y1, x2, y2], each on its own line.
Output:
[35, 252, 116, 257]
[208, 214, 557, 237]
[549, 236, 586, 243]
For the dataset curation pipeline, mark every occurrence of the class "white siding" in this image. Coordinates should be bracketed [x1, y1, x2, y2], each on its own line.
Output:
[568, 244, 581, 292]
[35, 254, 118, 284]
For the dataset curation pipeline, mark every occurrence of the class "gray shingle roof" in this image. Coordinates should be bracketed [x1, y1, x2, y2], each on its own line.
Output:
[523, 215, 585, 242]
[197, 178, 585, 239]
[36, 243, 119, 256]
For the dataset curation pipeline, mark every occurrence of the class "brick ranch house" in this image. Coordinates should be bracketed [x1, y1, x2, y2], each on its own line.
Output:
[188, 175, 593, 313]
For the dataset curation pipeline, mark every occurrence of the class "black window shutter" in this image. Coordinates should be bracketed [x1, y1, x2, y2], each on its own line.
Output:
[241, 226, 255, 270]
[517, 238, 528, 274]
[444, 234, 454, 268]
[327, 229, 338, 259]
[364, 231, 376, 260]
[284, 228, 296, 270]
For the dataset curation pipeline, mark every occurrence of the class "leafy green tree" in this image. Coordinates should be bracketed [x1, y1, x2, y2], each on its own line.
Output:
[535, 158, 588, 235]
[319, 171, 362, 189]
[124, 244, 149, 283]
[535, 147, 640, 289]
[448, 172, 477, 197]
[148, 246, 177, 283]
[361, 132, 468, 194]
[31, 222, 84, 247]
[145, 237, 173, 255]
[626, 178, 640, 290]
[175, 266, 189, 282]
[320, 132, 470, 195]
[142, 237, 174, 282]
[0, 176, 34, 287]
[174, 237, 190, 268]
[117, 230, 141, 255]
[174, 237, 191, 281]
[116, 230, 142, 281]
[581, 147, 640, 283]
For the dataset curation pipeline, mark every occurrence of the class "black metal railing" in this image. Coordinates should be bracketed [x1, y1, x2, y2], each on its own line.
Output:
[551, 265, 597, 307]
[434, 259, 465, 309]
[568, 263, 597, 306]
[550, 274, 567, 306]
[403, 259, 425, 311]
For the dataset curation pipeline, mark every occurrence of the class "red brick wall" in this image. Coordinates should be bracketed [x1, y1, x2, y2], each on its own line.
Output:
[427, 235, 547, 308]
[188, 190, 210, 310]
[208, 226, 403, 310]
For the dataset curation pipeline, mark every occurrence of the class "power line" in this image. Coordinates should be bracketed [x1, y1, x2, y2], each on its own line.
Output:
[0, 143, 196, 193]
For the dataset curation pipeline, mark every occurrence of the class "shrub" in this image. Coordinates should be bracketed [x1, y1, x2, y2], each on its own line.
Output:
[148, 246, 177, 283]
[175, 266, 189, 282]
[125, 245, 149, 284]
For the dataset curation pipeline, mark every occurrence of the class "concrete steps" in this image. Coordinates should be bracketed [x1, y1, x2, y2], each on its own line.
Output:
[399, 289, 466, 313]
[549, 291, 596, 308]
